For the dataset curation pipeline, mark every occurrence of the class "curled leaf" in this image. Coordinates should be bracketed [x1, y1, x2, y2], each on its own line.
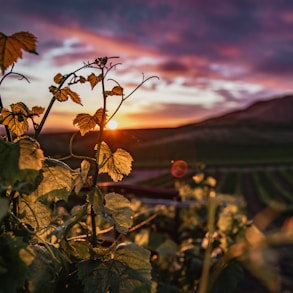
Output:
[53, 73, 64, 84]
[87, 73, 103, 89]
[30, 106, 45, 116]
[105, 86, 123, 97]
[0, 31, 38, 74]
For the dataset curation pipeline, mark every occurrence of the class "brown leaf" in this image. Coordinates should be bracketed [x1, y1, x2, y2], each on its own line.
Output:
[73, 113, 98, 136]
[0, 31, 38, 74]
[105, 86, 123, 97]
[11, 102, 30, 115]
[87, 73, 103, 89]
[66, 87, 82, 105]
[30, 106, 45, 115]
[112, 86, 123, 96]
[53, 73, 64, 84]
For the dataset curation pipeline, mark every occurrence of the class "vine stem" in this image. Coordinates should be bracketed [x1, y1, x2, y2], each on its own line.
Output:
[90, 66, 108, 247]
[198, 191, 217, 293]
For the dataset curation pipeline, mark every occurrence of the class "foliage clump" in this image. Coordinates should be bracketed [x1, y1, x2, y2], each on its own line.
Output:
[0, 31, 155, 293]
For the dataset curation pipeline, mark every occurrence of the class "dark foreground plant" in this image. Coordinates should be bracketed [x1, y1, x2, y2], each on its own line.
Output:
[0, 31, 158, 293]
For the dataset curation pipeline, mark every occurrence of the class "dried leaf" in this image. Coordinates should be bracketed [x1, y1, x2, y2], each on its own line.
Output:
[97, 141, 133, 182]
[11, 102, 30, 115]
[30, 106, 45, 115]
[52, 87, 67, 102]
[53, 73, 64, 84]
[105, 86, 123, 97]
[87, 73, 103, 89]
[66, 87, 82, 105]
[0, 31, 38, 74]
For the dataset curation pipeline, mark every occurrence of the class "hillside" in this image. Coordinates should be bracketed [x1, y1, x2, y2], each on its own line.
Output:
[38, 94, 293, 167]
[194, 94, 293, 125]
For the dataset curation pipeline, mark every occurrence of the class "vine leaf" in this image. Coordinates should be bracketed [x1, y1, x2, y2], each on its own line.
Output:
[105, 86, 123, 97]
[0, 198, 9, 222]
[0, 103, 45, 136]
[0, 137, 44, 193]
[0, 31, 38, 74]
[0, 107, 29, 136]
[104, 192, 134, 234]
[73, 159, 91, 194]
[97, 141, 133, 182]
[77, 242, 152, 293]
[73, 108, 105, 136]
[25, 158, 75, 205]
[0, 234, 36, 293]
[87, 73, 103, 89]
[53, 73, 64, 84]
[49, 86, 82, 105]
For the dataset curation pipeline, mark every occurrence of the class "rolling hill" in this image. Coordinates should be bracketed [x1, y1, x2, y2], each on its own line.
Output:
[38, 94, 293, 167]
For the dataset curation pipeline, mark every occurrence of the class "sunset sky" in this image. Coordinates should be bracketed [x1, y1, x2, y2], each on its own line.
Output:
[1, 0, 293, 131]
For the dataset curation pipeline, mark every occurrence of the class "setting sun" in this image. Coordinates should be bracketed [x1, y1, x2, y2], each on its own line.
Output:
[107, 120, 119, 130]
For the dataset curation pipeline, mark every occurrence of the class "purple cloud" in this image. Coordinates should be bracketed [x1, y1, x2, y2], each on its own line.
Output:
[1, 0, 293, 129]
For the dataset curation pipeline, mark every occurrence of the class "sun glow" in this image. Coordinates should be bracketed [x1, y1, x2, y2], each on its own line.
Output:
[107, 120, 119, 130]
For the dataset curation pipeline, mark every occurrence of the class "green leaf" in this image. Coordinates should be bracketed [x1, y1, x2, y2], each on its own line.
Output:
[0, 198, 9, 222]
[27, 158, 75, 205]
[0, 137, 44, 194]
[0, 234, 36, 293]
[26, 245, 58, 293]
[73, 159, 91, 194]
[77, 242, 152, 293]
[209, 262, 243, 293]
[60, 239, 92, 261]
[18, 198, 52, 233]
[104, 192, 134, 234]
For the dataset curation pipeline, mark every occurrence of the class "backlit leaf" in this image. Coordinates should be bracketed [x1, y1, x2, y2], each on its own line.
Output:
[66, 86, 82, 105]
[73, 113, 97, 136]
[53, 73, 64, 84]
[73, 159, 91, 194]
[97, 141, 133, 182]
[26, 158, 74, 205]
[0, 102, 45, 136]
[93, 108, 105, 126]
[104, 192, 134, 234]
[18, 198, 52, 232]
[18, 136, 44, 171]
[0, 107, 29, 136]
[0, 31, 38, 74]
[104, 86, 124, 97]
[30, 106, 45, 115]
[87, 73, 103, 89]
